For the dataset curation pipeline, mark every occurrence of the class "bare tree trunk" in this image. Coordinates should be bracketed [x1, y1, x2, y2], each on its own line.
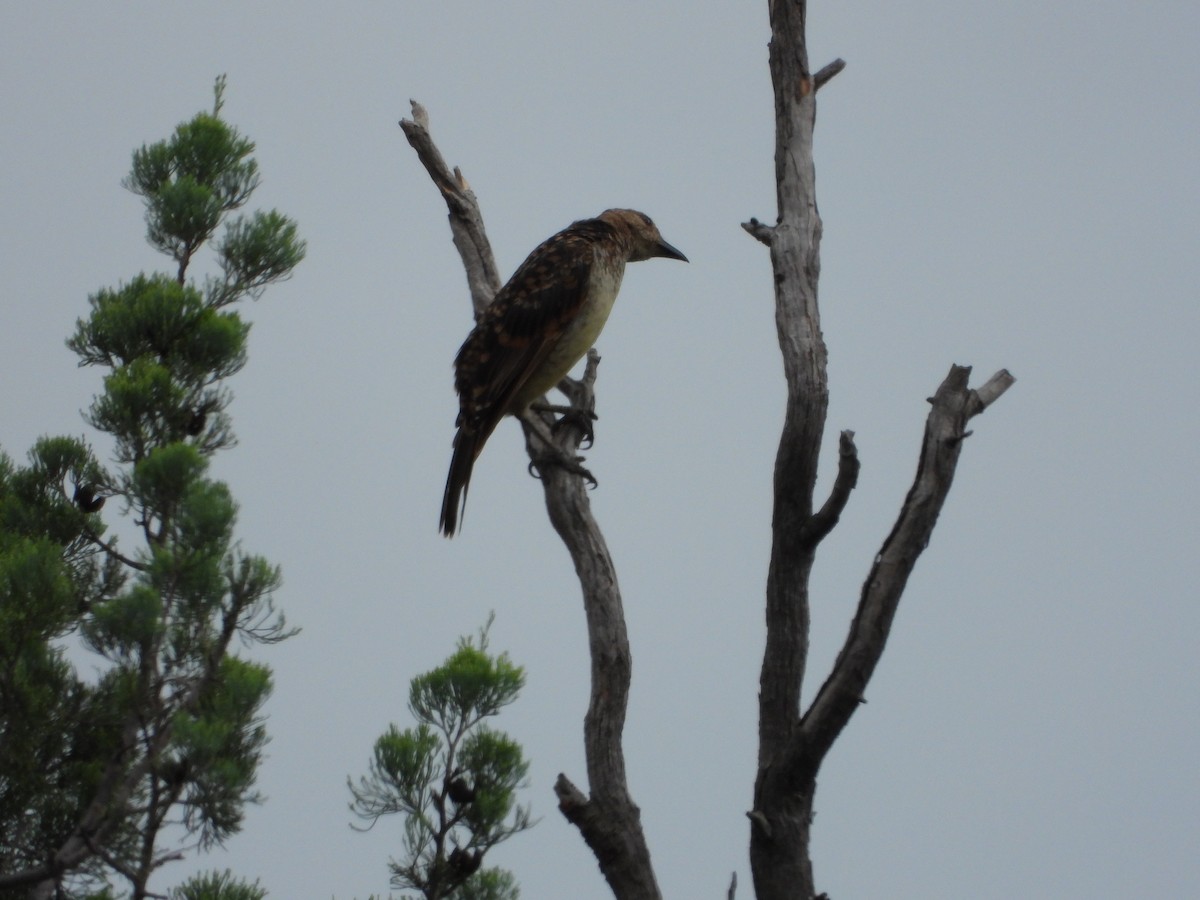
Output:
[745, 3, 1013, 899]
[401, 104, 661, 900]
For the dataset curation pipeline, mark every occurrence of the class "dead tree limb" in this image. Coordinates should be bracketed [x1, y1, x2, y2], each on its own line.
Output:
[747, 0, 830, 891]
[745, 4, 1013, 899]
[399, 101, 500, 314]
[799, 366, 1015, 764]
[401, 102, 660, 900]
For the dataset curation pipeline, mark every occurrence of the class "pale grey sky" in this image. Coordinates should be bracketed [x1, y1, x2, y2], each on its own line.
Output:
[3, 2, 1198, 897]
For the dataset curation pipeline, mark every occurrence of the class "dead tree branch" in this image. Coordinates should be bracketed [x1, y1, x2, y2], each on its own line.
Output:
[750, 0, 829, 891]
[801, 429, 859, 549]
[798, 366, 1015, 765]
[814, 58, 846, 90]
[399, 101, 501, 314]
[746, 3, 1012, 899]
[401, 102, 660, 900]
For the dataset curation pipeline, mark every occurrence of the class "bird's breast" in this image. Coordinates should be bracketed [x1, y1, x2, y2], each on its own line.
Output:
[515, 257, 626, 406]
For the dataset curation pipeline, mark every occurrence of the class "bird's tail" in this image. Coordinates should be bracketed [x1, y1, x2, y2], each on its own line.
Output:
[439, 428, 480, 537]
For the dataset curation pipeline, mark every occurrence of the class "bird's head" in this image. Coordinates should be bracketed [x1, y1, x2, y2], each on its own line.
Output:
[598, 209, 688, 263]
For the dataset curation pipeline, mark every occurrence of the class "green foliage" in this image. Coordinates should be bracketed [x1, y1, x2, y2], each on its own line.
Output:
[0, 76, 299, 899]
[408, 639, 525, 727]
[215, 210, 306, 305]
[169, 869, 266, 900]
[69, 274, 249, 463]
[70, 274, 249, 375]
[171, 657, 273, 849]
[455, 868, 519, 900]
[348, 621, 531, 900]
[124, 79, 260, 272]
[0, 444, 127, 892]
[116, 74, 304, 313]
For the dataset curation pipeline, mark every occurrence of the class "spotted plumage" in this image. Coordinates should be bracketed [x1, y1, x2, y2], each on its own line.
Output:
[440, 208, 687, 536]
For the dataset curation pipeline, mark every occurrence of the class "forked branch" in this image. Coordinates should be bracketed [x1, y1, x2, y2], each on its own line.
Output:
[797, 364, 1015, 770]
[748, 2, 1013, 898]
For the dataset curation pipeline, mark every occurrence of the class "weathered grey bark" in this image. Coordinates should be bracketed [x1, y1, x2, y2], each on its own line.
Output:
[399, 103, 501, 317]
[745, 3, 1014, 899]
[401, 103, 661, 900]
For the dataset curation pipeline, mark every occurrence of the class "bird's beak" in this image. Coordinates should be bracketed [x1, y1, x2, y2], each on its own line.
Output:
[655, 239, 688, 262]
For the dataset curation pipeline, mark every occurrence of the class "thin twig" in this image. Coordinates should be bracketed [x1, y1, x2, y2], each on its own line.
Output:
[84, 528, 147, 572]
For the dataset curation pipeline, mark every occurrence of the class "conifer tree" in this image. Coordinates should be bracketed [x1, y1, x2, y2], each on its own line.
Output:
[0, 77, 304, 900]
[348, 619, 532, 900]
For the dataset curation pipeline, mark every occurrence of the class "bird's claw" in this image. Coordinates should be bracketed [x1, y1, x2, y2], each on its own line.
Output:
[527, 450, 598, 489]
[552, 407, 598, 449]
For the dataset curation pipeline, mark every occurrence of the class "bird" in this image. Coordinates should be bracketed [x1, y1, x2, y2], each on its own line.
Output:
[446, 775, 476, 806]
[448, 846, 483, 877]
[439, 208, 687, 536]
[73, 482, 106, 514]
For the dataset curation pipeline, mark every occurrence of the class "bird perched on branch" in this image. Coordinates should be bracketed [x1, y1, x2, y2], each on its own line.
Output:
[440, 208, 687, 536]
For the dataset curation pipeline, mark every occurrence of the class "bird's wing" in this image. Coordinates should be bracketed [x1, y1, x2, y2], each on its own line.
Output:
[453, 227, 598, 438]
[442, 221, 608, 536]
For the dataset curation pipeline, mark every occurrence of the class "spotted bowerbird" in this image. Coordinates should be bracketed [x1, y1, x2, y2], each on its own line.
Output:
[439, 208, 687, 536]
